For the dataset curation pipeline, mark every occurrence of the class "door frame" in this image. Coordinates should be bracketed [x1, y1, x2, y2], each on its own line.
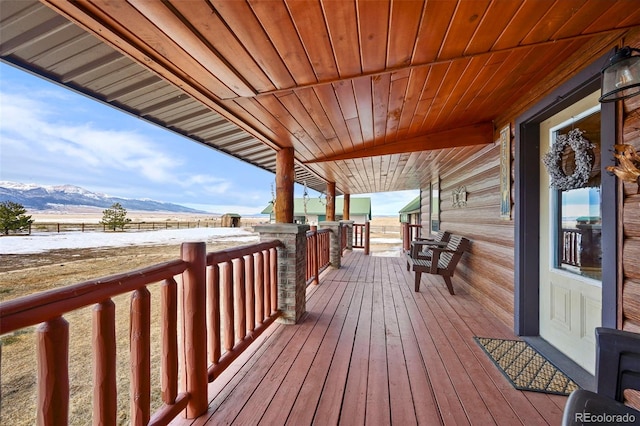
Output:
[514, 52, 618, 337]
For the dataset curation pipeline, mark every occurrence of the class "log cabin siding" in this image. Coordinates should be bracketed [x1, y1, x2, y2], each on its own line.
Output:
[622, 93, 640, 332]
[421, 142, 515, 327]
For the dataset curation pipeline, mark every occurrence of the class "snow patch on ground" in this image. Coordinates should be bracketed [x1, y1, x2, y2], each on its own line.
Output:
[0, 227, 259, 254]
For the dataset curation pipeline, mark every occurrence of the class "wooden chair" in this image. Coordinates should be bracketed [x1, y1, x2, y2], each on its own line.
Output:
[562, 328, 640, 425]
[405, 235, 470, 294]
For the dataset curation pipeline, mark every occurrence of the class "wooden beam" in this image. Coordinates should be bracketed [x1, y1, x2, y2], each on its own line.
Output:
[276, 148, 295, 223]
[343, 194, 350, 221]
[326, 182, 336, 222]
[306, 122, 493, 163]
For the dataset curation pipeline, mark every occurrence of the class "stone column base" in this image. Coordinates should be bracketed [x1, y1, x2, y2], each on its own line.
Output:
[255, 223, 309, 324]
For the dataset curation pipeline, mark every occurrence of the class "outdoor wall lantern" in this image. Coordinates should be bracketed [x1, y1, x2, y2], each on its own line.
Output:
[599, 46, 640, 103]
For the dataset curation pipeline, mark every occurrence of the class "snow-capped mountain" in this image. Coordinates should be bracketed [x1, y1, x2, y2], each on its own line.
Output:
[0, 181, 206, 213]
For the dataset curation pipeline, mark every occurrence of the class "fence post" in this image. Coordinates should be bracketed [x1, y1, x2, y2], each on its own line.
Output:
[180, 242, 208, 418]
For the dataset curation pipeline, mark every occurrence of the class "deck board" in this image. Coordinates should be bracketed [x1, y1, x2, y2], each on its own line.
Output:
[171, 252, 567, 425]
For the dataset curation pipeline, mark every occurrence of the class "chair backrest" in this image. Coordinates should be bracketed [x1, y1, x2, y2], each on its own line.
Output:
[596, 327, 640, 404]
[437, 235, 470, 272]
[434, 230, 452, 243]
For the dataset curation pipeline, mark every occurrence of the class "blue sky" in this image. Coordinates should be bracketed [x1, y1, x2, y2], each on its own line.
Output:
[0, 63, 417, 216]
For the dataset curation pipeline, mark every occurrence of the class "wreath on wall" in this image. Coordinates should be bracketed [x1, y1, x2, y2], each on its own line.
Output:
[542, 128, 595, 191]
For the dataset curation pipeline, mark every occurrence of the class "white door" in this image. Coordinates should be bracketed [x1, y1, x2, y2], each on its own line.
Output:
[539, 90, 602, 375]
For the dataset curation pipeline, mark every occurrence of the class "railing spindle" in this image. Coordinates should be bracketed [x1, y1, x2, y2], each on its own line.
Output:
[207, 265, 221, 364]
[245, 254, 255, 332]
[264, 248, 272, 317]
[37, 316, 69, 426]
[130, 287, 151, 426]
[161, 278, 178, 404]
[223, 261, 234, 352]
[234, 258, 246, 342]
[270, 248, 278, 315]
[255, 251, 265, 323]
[93, 300, 117, 425]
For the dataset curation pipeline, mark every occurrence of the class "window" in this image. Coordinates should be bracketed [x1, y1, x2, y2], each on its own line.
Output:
[552, 109, 602, 280]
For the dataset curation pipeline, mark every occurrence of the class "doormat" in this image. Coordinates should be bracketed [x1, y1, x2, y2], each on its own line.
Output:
[474, 337, 579, 396]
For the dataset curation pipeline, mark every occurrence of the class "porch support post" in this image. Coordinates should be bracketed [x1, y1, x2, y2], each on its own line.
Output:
[256, 223, 309, 324]
[180, 242, 207, 418]
[319, 221, 342, 268]
[275, 148, 294, 223]
[326, 181, 336, 222]
[340, 220, 354, 250]
[343, 193, 350, 220]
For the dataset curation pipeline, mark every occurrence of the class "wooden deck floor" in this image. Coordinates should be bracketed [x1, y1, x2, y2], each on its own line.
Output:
[172, 251, 567, 425]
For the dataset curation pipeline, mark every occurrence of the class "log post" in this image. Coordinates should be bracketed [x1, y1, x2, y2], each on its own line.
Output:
[130, 287, 151, 426]
[364, 221, 371, 256]
[180, 242, 208, 418]
[326, 182, 336, 222]
[343, 193, 350, 220]
[36, 316, 69, 425]
[275, 148, 294, 223]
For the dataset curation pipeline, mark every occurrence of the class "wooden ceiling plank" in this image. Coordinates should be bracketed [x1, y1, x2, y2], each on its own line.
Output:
[422, 59, 470, 131]
[396, 67, 429, 142]
[387, 0, 423, 68]
[49, 0, 238, 99]
[521, 0, 588, 45]
[439, 0, 491, 60]
[232, 97, 293, 148]
[333, 80, 359, 120]
[278, 92, 333, 158]
[126, 0, 256, 97]
[464, 0, 521, 55]
[356, 0, 390, 73]
[385, 72, 410, 143]
[412, 0, 457, 63]
[372, 72, 391, 146]
[321, 0, 361, 77]
[345, 117, 365, 150]
[285, 0, 338, 82]
[312, 84, 355, 151]
[353, 76, 374, 147]
[294, 88, 338, 141]
[209, 0, 296, 90]
[168, 0, 275, 93]
[248, 0, 317, 87]
[582, 0, 633, 34]
[437, 55, 494, 128]
[492, 0, 555, 51]
[410, 63, 449, 134]
[550, 0, 611, 39]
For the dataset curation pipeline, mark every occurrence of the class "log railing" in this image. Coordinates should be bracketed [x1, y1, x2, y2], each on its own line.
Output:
[340, 222, 348, 253]
[353, 222, 370, 255]
[0, 240, 281, 425]
[401, 223, 423, 252]
[306, 228, 331, 285]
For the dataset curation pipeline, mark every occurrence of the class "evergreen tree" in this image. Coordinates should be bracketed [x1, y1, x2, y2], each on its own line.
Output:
[0, 201, 34, 235]
[100, 202, 131, 231]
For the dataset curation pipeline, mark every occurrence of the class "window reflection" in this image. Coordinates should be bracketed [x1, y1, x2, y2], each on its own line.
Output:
[554, 112, 602, 280]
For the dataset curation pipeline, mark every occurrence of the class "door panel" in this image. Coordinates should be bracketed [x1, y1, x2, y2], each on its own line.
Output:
[539, 90, 602, 374]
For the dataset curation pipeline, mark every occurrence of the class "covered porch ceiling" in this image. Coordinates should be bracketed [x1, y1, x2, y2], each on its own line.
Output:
[2, 1, 639, 195]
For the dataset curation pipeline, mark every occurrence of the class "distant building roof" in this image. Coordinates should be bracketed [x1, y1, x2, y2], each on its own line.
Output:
[398, 196, 421, 214]
[261, 197, 371, 217]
